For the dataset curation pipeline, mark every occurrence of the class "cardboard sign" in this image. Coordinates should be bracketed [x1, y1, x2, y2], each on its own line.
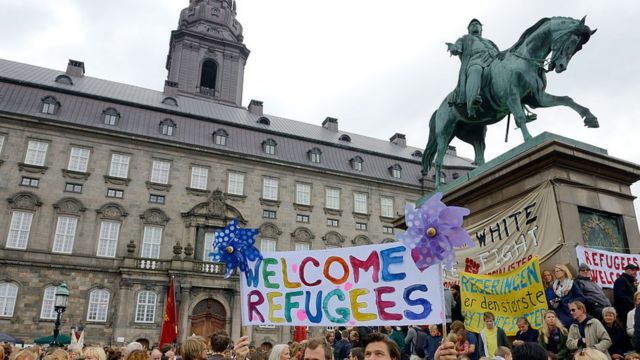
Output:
[240, 243, 444, 326]
[576, 245, 640, 288]
[460, 257, 547, 335]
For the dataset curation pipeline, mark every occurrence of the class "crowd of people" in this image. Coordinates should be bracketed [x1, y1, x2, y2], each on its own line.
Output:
[3, 263, 640, 360]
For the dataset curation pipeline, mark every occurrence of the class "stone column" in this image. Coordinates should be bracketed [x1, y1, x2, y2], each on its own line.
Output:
[231, 290, 242, 340]
[114, 278, 132, 341]
[179, 281, 192, 343]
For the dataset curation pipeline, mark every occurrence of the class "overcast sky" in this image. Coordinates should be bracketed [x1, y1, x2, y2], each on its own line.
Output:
[2, 0, 640, 226]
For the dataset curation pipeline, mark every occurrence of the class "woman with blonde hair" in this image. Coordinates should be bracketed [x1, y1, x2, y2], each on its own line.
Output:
[268, 344, 290, 360]
[181, 337, 208, 360]
[84, 347, 108, 360]
[549, 264, 585, 327]
[538, 310, 568, 360]
[542, 269, 556, 308]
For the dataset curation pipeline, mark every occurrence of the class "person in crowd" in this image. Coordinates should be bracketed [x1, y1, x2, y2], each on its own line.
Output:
[334, 330, 352, 360]
[615, 264, 640, 324]
[325, 331, 336, 349]
[181, 337, 208, 360]
[549, 264, 586, 327]
[433, 341, 457, 360]
[405, 326, 427, 360]
[602, 307, 631, 360]
[209, 331, 231, 360]
[349, 331, 362, 349]
[450, 321, 478, 360]
[362, 332, 401, 360]
[234, 336, 251, 360]
[268, 345, 290, 360]
[66, 345, 82, 360]
[573, 349, 609, 360]
[444, 288, 455, 327]
[625, 354, 640, 360]
[477, 312, 510, 358]
[289, 344, 301, 360]
[161, 345, 176, 360]
[150, 349, 162, 360]
[383, 327, 406, 357]
[348, 348, 364, 360]
[302, 338, 331, 360]
[126, 350, 150, 360]
[2, 343, 12, 360]
[450, 285, 464, 322]
[494, 347, 512, 360]
[358, 327, 374, 344]
[566, 301, 612, 357]
[424, 325, 442, 360]
[513, 317, 540, 346]
[12, 349, 38, 360]
[538, 310, 569, 360]
[543, 270, 556, 308]
[511, 343, 547, 360]
[452, 330, 471, 358]
[575, 263, 612, 320]
[84, 347, 108, 360]
[626, 292, 640, 339]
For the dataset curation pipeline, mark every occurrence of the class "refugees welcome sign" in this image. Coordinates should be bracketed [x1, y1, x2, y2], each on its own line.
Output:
[240, 243, 444, 326]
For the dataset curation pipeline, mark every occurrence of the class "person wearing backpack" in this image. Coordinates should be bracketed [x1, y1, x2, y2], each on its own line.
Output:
[405, 325, 428, 360]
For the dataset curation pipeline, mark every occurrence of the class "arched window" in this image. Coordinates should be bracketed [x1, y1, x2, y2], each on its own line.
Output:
[41, 96, 60, 115]
[338, 134, 351, 142]
[160, 119, 176, 136]
[87, 288, 110, 322]
[200, 60, 218, 95]
[411, 150, 423, 158]
[350, 156, 363, 171]
[389, 164, 402, 178]
[257, 117, 271, 125]
[135, 291, 157, 323]
[55, 75, 73, 85]
[40, 286, 57, 320]
[0, 282, 19, 317]
[308, 148, 322, 163]
[161, 97, 178, 106]
[262, 139, 277, 155]
[213, 129, 228, 146]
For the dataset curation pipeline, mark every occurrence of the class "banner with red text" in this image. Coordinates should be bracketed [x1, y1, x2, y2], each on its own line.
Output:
[449, 181, 563, 280]
[576, 245, 640, 288]
[240, 243, 444, 326]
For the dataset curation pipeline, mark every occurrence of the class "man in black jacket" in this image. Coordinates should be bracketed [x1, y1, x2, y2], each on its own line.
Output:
[614, 263, 639, 323]
[575, 263, 611, 320]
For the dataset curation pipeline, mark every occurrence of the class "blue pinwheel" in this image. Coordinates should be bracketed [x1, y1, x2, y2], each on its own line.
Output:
[210, 219, 262, 278]
[396, 192, 473, 270]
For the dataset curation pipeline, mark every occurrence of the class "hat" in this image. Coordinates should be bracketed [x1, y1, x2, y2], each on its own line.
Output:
[468, 19, 483, 28]
[625, 264, 640, 270]
[579, 263, 591, 271]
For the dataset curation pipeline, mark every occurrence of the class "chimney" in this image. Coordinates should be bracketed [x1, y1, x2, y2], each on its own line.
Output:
[248, 99, 264, 116]
[322, 117, 338, 132]
[66, 59, 85, 77]
[164, 80, 179, 97]
[390, 133, 406, 147]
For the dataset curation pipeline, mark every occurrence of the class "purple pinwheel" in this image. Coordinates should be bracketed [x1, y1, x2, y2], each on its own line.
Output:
[210, 218, 262, 278]
[396, 192, 473, 271]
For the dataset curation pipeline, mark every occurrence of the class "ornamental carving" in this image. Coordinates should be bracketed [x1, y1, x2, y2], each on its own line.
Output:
[352, 235, 372, 246]
[181, 189, 247, 227]
[322, 231, 345, 247]
[140, 208, 170, 225]
[382, 238, 396, 244]
[97, 203, 128, 220]
[53, 197, 86, 215]
[8, 192, 42, 210]
[291, 227, 314, 243]
[259, 223, 282, 239]
[207, 190, 226, 219]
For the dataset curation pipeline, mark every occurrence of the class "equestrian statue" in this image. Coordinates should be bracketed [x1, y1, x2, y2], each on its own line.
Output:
[422, 16, 598, 188]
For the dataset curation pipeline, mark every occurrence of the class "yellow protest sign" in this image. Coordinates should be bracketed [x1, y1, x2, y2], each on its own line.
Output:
[460, 257, 546, 335]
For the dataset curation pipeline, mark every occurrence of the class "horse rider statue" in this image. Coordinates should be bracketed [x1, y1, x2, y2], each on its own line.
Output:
[448, 19, 500, 119]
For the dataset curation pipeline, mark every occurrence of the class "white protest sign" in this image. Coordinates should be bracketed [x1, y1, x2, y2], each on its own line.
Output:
[240, 242, 444, 326]
[576, 245, 640, 288]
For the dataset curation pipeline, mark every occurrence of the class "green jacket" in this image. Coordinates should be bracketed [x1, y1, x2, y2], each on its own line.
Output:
[390, 329, 406, 354]
[538, 329, 569, 360]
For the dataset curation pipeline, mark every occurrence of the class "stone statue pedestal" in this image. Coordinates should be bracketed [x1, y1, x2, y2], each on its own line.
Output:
[425, 132, 640, 272]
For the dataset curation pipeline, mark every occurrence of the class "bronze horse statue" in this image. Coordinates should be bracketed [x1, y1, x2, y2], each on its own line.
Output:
[422, 17, 598, 187]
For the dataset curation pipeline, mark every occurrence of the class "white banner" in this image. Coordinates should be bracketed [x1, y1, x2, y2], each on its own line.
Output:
[240, 243, 444, 326]
[575, 245, 640, 288]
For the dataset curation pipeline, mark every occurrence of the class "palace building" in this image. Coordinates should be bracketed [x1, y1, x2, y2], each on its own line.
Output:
[0, 0, 474, 346]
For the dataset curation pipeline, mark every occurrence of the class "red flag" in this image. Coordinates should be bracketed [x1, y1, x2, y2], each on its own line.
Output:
[160, 277, 178, 347]
[293, 326, 307, 342]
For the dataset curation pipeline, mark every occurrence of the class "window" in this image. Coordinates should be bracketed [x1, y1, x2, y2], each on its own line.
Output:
[261, 238, 276, 253]
[52, 216, 78, 254]
[325, 188, 340, 210]
[262, 178, 279, 201]
[68, 147, 90, 172]
[0, 283, 18, 317]
[160, 119, 176, 136]
[135, 291, 157, 323]
[200, 60, 218, 92]
[41, 96, 59, 114]
[103, 108, 120, 125]
[308, 148, 322, 163]
[296, 214, 310, 223]
[55, 74, 73, 85]
[203, 232, 215, 261]
[327, 219, 339, 227]
[381, 197, 394, 218]
[263, 139, 277, 155]
[87, 289, 110, 322]
[20, 177, 39, 187]
[141, 226, 162, 259]
[213, 129, 228, 146]
[109, 154, 130, 178]
[97, 221, 120, 257]
[161, 97, 178, 106]
[150, 160, 171, 184]
[65, 183, 83, 193]
[40, 286, 56, 320]
[383, 226, 394, 234]
[295, 242, 311, 251]
[354, 193, 368, 214]
[257, 117, 271, 125]
[149, 194, 166, 204]
[411, 150, 423, 158]
[338, 134, 351, 142]
[6, 211, 33, 249]
[350, 156, 364, 171]
[227, 172, 244, 195]
[25, 140, 49, 166]
[296, 183, 311, 205]
[107, 189, 124, 198]
[190, 166, 209, 190]
[263, 210, 276, 219]
[356, 222, 368, 231]
[390, 164, 402, 179]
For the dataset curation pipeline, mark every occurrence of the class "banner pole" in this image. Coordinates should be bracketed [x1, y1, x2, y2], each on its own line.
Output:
[441, 263, 448, 339]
